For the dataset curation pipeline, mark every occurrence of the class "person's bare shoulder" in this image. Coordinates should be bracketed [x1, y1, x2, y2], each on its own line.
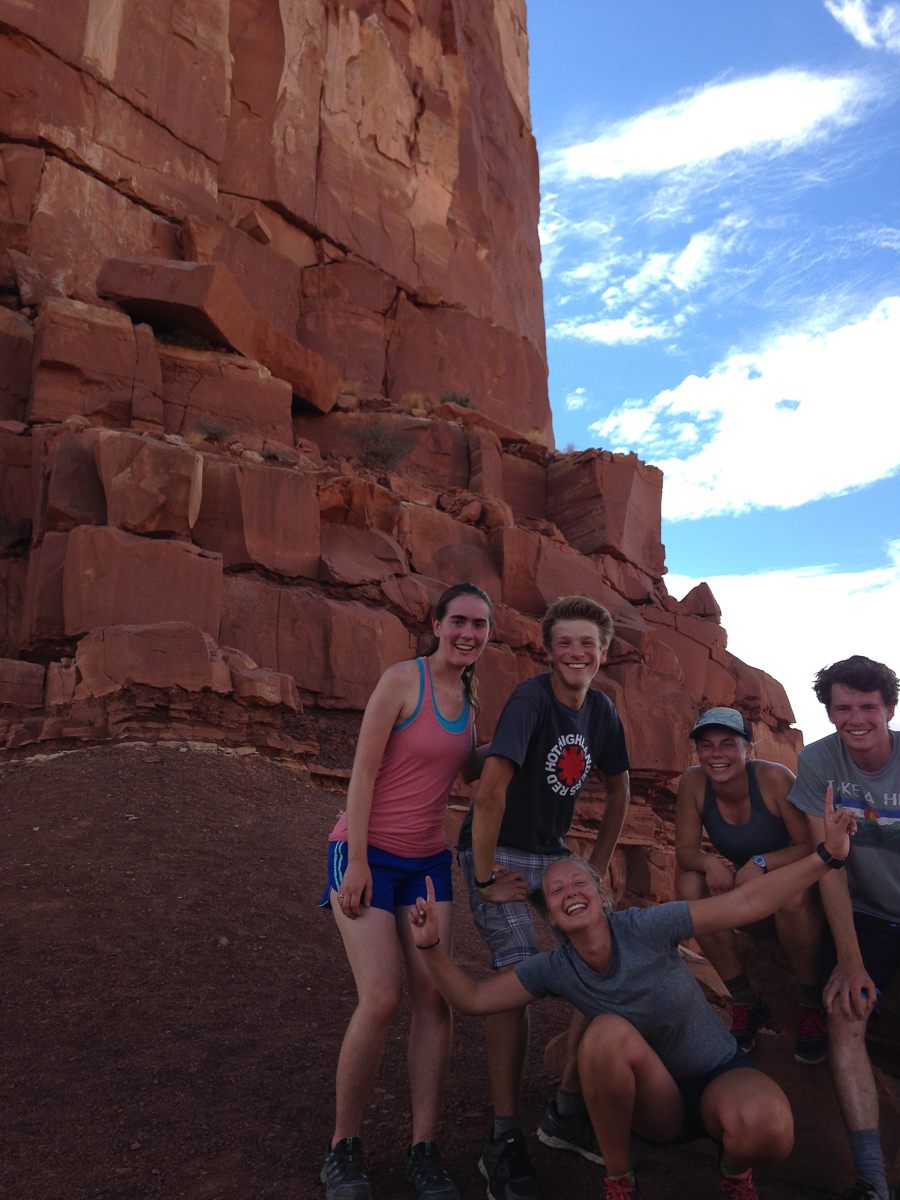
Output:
[677, 765, 706, 802]
[753, 759, 796, 796]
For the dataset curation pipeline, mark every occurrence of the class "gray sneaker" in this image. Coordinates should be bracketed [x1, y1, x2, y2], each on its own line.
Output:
[838, 1182, 888, 1200]
[537, 1100, 604, 1164]
[321, 1138, 372, 1200]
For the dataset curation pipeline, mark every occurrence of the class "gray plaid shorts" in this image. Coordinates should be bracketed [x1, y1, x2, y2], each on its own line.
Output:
[458, 845, 569, 969]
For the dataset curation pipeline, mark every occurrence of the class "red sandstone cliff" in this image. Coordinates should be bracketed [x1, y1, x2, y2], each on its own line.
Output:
[0, 0, 801, 907]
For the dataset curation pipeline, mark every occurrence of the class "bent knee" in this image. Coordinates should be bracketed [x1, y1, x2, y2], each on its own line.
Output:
[676, 871, 708, 902]
[723, 1101, 793, 1162]
[578, 1014, 643, 1065]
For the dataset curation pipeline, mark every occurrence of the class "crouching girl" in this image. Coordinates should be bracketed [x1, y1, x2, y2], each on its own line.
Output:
[408, 789, 855, 1199]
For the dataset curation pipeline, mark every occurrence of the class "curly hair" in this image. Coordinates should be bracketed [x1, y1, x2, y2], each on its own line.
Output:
[813, 655, 899, 711]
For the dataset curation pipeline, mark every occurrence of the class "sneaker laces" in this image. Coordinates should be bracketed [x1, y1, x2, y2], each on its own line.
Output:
[721, 1169, 758, 1200]
[729, 1003, 753, 1033]
[796, 1005, 827, 1039]
[409, 1143, 449, 1185]
[605, 1175, 637, 1199]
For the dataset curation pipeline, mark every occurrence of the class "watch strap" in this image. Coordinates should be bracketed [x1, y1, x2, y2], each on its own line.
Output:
[816, 843, 846, 869]
[474, 871, 497, 889]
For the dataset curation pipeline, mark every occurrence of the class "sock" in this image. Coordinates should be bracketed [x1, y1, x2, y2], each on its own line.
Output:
[493, 1114, 525, 1140]
[555, 1089, 586, 1117]
[848, 1129, 888, 1200]
[607, 1170, 635, 1185]
[720, 1163, 752, 1180]
[799, 982, 823, 1007]
[723, 972, 762, 1006]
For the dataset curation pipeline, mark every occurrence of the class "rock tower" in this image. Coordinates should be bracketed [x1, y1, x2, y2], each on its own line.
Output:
[0, 0, 799, 903]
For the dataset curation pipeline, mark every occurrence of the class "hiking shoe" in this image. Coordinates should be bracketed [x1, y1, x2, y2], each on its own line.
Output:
[721, 1168, 758, 1199]
[405, 1141, 459, 1199]
[794, 1004, 828, 1065]
[478, 1130, 540, 1200]
[605, 1175, 639, 1199]
[729, 1000, 771, 1051]
[537, 1100, 604, 1164]
[839, 1181, 888, 1200]
[321, 1138, 372, 1200]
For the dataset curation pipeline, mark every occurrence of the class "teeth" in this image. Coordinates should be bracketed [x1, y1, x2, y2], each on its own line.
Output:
[565, 902, 587, 915]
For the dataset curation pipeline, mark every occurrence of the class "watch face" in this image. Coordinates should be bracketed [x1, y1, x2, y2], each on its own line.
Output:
[753, 856, 766, 869]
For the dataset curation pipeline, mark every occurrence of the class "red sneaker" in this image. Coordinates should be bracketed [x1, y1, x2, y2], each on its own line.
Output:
[729, 1000, 771, 1051]
[721, 1168, 759, 1199]
[794, 1004, 828, 1065]
[605, 1174, 639, 1198]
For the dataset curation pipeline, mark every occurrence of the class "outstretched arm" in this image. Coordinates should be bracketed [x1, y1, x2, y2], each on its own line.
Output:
[690, 787, 855, 938]
[407, 877, 536, 1014]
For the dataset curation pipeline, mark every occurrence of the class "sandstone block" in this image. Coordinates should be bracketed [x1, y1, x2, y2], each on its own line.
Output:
[467, 427, 503, 498]
[0, 143, 45, 226]
[474, 642, 526, 741]
[63, 526, 222, 639]
[41, 430, 108, 535]
[727, 653, 796, 727]
[0, 307, 33, 421]
[230, 667, 300, 710]
[0, 421, 34, 539]
[296, 308, 387, 396]
[29, 158, 179, 302]
[132, 325, 164, 429]
[192, 460, 320, 578]
[294, 413, 469, 491]
[0, 32, 217, 221]
[403, 505, 501, 602]
[320, 525, 408, 585]
[546, 450, 665, 577]
[19, 530, 69, 652]
[0, 557, 27, 658]
[158, 346, 293, 445]
[386, 297, 551, 442]
[431, 402, 532, 447]
[492, 606, 544, 654]
[93, 431, 202, 536]
[678, 581, 722, 621]
[97, 258, 340, 414]
[380, 574, 432, 622]
[0, 658, 45, 707]
[501, 454, 546, 521]
[74, 623, 229, 699]
[182, 215, 303, 339]
[220, 574, 413, 709]
[489, 525, 632, 619]
[599, 556, 657, 604]
[601, 660, 697, 775]
[28, 298, 136, 426]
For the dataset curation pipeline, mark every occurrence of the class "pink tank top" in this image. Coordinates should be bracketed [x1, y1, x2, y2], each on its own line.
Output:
[329, 657, 474, 858]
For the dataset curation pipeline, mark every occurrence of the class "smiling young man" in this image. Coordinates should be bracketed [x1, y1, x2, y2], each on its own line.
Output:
[788, 656, 900, 1200]
[456, 595, 631, 1200]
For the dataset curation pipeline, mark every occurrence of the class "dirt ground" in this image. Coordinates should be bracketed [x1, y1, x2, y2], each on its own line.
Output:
[0, 743, 835, 1200]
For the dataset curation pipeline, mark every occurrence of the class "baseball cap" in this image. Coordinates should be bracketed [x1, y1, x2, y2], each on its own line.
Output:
[689, 707, 752, 740]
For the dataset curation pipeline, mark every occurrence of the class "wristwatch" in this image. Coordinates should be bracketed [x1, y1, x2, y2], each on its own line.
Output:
[752, 855, 768, 873]
[474, 872, 497, 889]
[816, 843, 846, 869]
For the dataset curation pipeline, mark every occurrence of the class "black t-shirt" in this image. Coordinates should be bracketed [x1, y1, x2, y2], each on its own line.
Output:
[458, 673, 631, 856]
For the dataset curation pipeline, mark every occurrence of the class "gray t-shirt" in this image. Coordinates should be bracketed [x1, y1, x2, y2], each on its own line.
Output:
[514, 901, 737, 1081]
[788, 731, 900, 922]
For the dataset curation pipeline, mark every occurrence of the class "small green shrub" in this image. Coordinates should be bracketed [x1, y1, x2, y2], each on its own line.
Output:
[439, 391, 473, 408]
[349, 417, 411, 471]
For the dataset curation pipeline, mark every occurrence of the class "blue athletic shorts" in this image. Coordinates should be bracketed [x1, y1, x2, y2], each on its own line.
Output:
[319, 842, 453, 914]
[673, 1047, 757, 1144]
[823, 909, 900, 1007]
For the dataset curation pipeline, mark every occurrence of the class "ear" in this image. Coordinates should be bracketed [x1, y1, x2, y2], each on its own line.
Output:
[598, 647, 608, 666]
[432, 617, 442, 640]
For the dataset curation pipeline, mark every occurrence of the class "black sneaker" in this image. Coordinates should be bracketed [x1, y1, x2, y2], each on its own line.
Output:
[406, 1141, 459, 1199]
[479, 1130, 540, 1200]
[537, 1100, 604, 1164]
[321, 1138, 372, 1200]
[839, 1181, 890, 1200]
[729, 1000, 771, 1052]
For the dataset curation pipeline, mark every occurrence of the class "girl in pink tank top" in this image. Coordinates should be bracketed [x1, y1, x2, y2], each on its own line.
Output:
[321, 583, 494, 1200]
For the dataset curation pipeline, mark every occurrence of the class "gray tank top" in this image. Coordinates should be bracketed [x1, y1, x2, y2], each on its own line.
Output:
[701, 762, 792, 867]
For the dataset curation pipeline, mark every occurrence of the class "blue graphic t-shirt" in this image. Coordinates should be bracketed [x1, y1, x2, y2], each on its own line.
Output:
[788, 731, 900, 922]
[457, 673, 630, 856]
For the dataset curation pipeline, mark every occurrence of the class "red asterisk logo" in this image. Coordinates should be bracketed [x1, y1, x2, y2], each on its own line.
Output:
[558, 746, 586, 787]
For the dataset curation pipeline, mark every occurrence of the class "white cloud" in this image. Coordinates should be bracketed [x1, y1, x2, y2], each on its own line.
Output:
[565, 387, 589, 410]
[590, 296, 900, 518]
[549, 310, 672, 345]
[825, 1, 900, 51]
[544, 71, 867, 182]
[667, 543, 900, 743]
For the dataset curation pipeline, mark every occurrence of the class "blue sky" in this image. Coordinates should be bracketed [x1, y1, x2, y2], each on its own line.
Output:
[527, 0, 900, 739]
